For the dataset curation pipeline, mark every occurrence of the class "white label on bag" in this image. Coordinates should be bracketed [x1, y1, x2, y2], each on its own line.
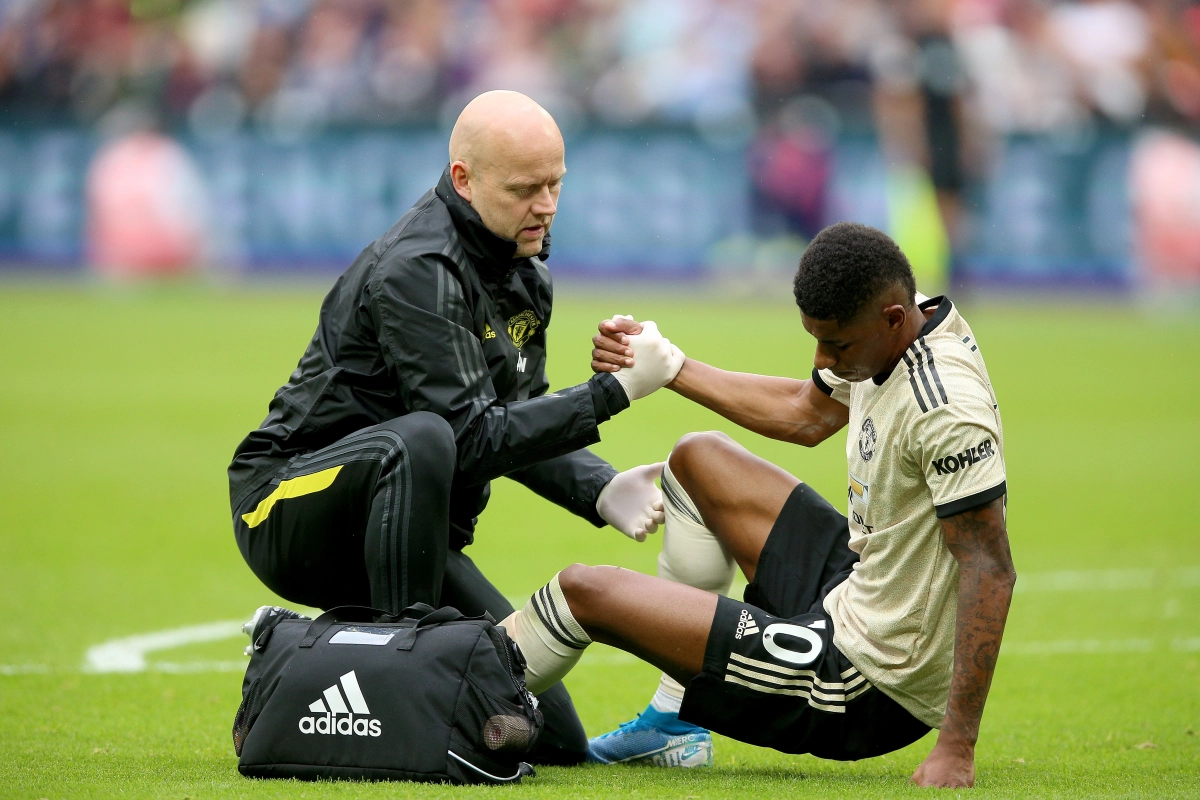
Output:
[329, 631, 395, 646]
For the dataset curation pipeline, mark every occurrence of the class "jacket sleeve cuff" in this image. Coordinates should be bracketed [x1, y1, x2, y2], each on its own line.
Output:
[588, 372, 630, 424]
[585, 467, 619, 527]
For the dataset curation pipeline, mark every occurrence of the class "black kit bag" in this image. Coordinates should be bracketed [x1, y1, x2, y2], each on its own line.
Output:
[232, 604, 543, 784]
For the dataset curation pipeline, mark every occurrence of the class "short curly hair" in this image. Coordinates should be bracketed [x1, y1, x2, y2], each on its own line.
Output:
[793, 222, 916, 325]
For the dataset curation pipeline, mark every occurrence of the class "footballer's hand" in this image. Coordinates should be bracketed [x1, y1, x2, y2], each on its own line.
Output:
[592, 314, 642, 373]
[910, 740, 975, 788]
[596, 462, 666, 542]
[608, 321, 684, 401]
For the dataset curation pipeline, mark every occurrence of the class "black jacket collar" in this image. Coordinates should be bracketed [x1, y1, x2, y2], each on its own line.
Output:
[434, 166, 551, 284]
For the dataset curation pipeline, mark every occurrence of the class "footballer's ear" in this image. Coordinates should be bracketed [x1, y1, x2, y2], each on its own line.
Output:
[883, 303, 908, 331]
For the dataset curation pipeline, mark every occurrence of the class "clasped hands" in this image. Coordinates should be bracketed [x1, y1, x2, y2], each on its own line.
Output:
[591, 314, 685, 542]
[592, 315, 684, 401]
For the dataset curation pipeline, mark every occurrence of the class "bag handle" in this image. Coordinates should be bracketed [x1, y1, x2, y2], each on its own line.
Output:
[290, 604, 484, 651]
[395, 605, 483, 651]
[416, 606, 466, 628]
[397, 602, 437, 621]
[299, 603, 442, 648]
[299, 605, 391, 648]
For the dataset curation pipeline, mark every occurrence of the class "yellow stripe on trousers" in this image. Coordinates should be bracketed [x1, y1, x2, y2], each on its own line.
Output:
[241, 465, 343, 529]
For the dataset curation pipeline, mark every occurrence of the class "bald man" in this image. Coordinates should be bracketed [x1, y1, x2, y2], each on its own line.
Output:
[227, 92, 680, 765]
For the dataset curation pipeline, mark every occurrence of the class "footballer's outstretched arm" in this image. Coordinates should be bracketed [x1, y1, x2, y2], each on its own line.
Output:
[911, 496, 1016, 789]
[668, 358, 847, 446]
[592, 319, 848, 446]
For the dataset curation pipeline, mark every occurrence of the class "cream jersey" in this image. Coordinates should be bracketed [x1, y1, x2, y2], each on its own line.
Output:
[814, 297, 1006, 727]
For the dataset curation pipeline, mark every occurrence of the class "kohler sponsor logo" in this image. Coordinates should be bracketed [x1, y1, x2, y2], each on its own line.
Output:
[931, 439, 996, 476]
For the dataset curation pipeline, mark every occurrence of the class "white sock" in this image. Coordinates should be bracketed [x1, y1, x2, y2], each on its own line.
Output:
[499, 573, 591, 696]
[650, 674, 685, 714]
[650, 462, 737, 714]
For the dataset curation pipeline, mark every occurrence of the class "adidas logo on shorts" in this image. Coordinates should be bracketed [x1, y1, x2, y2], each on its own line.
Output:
[297, 670, 382, 737]
[734, 609, 759, 640]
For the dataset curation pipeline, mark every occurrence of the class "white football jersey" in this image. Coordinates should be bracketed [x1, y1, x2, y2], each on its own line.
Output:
[815, 297, 1006, 727]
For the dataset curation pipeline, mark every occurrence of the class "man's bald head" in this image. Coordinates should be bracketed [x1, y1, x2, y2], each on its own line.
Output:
[448, 91, 566, 258]
[449, 90, 562, 168]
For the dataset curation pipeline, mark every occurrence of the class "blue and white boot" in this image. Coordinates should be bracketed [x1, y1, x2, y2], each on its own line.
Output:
[587, 706, 713, 767]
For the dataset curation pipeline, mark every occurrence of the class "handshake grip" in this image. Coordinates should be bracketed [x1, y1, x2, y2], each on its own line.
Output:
[610, 319, 685, 402]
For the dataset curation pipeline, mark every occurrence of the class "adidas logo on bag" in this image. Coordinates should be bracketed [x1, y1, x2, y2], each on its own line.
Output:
[734, 609, 759, 639]
[298, 670, 382, 737]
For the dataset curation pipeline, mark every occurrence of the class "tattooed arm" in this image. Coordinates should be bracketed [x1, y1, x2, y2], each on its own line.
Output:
[911, 496, 1016, 789]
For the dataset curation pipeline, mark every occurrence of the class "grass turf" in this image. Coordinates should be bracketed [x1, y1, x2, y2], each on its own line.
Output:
[0, 283, 1197, 798]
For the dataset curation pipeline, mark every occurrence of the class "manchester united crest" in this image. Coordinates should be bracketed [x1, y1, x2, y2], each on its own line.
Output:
[858, 417, 877, 462]
[507, 310, 541, 349]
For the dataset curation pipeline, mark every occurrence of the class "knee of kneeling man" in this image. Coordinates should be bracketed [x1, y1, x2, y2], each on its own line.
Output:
[402, 412, 457, 471]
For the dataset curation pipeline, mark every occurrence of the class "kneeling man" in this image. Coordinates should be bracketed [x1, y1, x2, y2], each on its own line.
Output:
[500, 223, 1016, 788]
[227, 91, 680, 765]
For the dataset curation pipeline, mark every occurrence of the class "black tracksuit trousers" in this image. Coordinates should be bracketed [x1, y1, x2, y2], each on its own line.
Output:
[232, 411, 588, 765]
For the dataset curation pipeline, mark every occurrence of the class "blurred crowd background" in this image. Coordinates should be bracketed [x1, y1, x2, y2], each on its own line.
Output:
[0, 0, 1198, 290]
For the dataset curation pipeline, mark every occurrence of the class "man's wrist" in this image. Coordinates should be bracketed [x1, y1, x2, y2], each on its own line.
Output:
[588, 372, 630, 423]
[593, 468, 617, 508]
[934, 726, 977, 755]
[666, 358, 692, 395]
[665, 358, 683, 390]
[590, 467, 619, 527]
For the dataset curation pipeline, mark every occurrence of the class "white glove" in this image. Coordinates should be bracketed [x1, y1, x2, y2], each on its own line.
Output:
[596, 462, 667, 542]
[609, 319, 685, 402]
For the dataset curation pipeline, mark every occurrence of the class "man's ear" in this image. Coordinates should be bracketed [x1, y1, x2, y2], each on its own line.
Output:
[884, 304, 907, 331]
[450, 161, 472, 202]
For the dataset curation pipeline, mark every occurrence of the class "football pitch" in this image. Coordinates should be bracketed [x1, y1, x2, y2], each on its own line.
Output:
[0, 282, 1197, 798]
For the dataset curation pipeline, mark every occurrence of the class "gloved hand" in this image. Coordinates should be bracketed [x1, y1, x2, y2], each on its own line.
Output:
[596, 462, 667, 542]
[608, 317, 685, 402]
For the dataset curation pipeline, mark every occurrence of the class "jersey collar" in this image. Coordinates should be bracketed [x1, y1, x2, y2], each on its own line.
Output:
[918, 295, 952, 337]
[871, 295, 952, 386]
[435, 166, 552, 284]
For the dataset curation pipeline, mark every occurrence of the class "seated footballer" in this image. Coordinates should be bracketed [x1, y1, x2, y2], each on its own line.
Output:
[497, 223, 1016, 789]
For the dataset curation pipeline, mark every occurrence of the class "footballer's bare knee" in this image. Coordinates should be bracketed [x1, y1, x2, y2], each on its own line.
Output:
[557, 563, 621, 605]
[558, 564, 627, 630]
[669, 431, 796, 511]
[557, 563, 595, 601]
[666, 432, 799, 579]
[667, 431, 739, 499]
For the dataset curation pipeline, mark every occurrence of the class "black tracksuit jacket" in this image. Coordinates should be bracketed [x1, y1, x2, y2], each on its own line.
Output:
[228, 167, 628, 549]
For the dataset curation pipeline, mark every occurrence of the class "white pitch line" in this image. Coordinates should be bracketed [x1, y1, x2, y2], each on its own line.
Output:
[1003, 638, 1154, 656]
[83, 620, 245, 674]
[513, 567, 1200, 604]
[150, 660, 247, 674]
[1015, 566, 1200, 593]
[4, 636, 1199, 679]
[0, 664, 51, 676]
[1005, 638, 1200, 656]
[14, 564, 1193, 677]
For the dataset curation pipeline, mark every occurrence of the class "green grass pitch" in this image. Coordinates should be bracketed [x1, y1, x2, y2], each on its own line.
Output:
[0, 282, 1197, 798]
